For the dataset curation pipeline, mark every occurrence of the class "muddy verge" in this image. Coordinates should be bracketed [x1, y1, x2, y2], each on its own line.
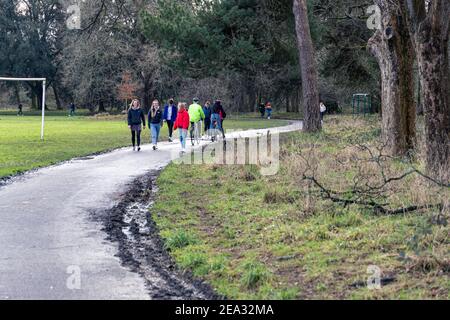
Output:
[93, 170, 223, 300]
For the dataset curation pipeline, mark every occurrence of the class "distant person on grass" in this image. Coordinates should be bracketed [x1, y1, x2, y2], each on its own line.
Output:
[203, 100, 212, 137]
[69, 102, 76, 117]
[174, 102, 190, 154]
[127, 99, 146, 152]
[258, 103, 266, 118]
[17, 104, 23, 116]
[188, 98, 205, 146]
[265, 102, 273, 120]
[148, 99, 163, 151]
[163, 98, 178, 142]
[320, 101, 327, 124]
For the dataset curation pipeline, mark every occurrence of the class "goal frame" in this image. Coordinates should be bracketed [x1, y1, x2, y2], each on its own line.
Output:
[0, 77, 47, 140]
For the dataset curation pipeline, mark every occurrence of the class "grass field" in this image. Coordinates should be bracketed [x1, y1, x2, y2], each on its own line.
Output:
[152, 115, 449, 300]
[0, 112, 288, 178]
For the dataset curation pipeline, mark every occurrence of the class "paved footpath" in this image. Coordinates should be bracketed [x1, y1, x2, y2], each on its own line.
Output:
[0, 121, 302, 300]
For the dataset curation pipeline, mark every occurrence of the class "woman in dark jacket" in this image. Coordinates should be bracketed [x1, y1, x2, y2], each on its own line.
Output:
[148, 99, 163, 150]
[127, 99, 146, 152]
[203, 100, 212, 136]
[211, 100, 226, 139]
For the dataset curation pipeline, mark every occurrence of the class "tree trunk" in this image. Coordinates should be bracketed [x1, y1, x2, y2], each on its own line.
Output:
[31, 85, 43, 110]
[286, 91, 291, 113]
[368, 0, 416, 156]
[142, 77, 153, 114]
[31, 92, 37, 110]
[405, 0, 450, 180]
[14, 83, 21, 105]
[416, 73, 424, 115]
[98, 100, 106, 113]
[293, 0, 321, 132]
[53, 85, 62, 110]
[248, 85, 256, 112]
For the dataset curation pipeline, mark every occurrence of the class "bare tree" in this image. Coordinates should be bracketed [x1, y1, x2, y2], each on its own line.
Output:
[293, 0, 321, 132]
[368, 0, 416, 156]
[404, 0, 450, 180]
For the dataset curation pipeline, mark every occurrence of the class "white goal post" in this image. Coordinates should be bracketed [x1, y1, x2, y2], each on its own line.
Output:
[0, 77, 47, 140]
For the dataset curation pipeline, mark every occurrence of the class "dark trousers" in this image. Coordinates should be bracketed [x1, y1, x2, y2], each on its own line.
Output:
[220, 120, 225, 138]
[204, 119, 211, 135]
[190, 122, 195, 140]
[166, 120, 174, 138]
[131, 130, 141, 147]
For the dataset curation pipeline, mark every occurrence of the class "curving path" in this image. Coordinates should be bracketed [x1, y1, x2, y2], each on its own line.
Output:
[0, 121, 302, 300]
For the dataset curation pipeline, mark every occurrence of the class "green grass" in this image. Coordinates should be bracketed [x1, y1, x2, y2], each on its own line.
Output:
[152, 115, 450, 300]
[0, 112, 287, 178]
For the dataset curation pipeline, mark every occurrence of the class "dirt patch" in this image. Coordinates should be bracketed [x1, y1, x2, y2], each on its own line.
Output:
[92, 171, 223, 300]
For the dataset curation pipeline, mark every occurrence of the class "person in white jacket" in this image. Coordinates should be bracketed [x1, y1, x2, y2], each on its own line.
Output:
[320, 101, 327, 124]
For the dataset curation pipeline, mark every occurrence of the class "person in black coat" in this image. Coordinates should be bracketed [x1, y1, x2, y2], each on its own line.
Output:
[258, 103, 265, 118]
[128, 99, 146, 152]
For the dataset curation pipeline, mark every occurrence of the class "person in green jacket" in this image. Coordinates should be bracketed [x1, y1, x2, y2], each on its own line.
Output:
[188, 98, 205, 146]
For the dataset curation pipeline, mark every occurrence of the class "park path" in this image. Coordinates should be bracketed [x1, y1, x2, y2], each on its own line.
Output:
[0, 121, 302, 300]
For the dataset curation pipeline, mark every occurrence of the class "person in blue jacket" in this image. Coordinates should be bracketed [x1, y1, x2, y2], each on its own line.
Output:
[163, 98, 178, 142]
[203, 100, 212, 137]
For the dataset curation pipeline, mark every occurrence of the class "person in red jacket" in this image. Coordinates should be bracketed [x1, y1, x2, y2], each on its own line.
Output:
[174, 102, 190, 153]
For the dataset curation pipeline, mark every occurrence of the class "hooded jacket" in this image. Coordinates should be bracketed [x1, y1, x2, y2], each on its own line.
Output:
[188, 103, 205, 123]
[174, 108, 190, 130]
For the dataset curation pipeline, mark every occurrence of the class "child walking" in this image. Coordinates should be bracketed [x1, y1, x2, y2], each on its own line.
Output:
[127, 99, 146, 152]
[148, 99, 163, 150]
[174, 102, 190, 153]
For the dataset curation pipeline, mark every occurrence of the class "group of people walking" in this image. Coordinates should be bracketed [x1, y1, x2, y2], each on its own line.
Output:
[258, 102, 273, 120]
[127, 98, 227, 153]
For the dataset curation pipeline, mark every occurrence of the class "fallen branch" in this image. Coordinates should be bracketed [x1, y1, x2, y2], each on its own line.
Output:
[303, 175, 444, 215]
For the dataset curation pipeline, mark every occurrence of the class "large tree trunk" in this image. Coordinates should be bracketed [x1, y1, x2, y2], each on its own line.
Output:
[405, 0, 450, 180]
[293, 0, 321, 132]
[98, 100, 106, 113]
[143, 78, 153, 114]
[30, 84, 44, 110]
[53, 85, 62, 110]
[368, 0, 416, 156]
